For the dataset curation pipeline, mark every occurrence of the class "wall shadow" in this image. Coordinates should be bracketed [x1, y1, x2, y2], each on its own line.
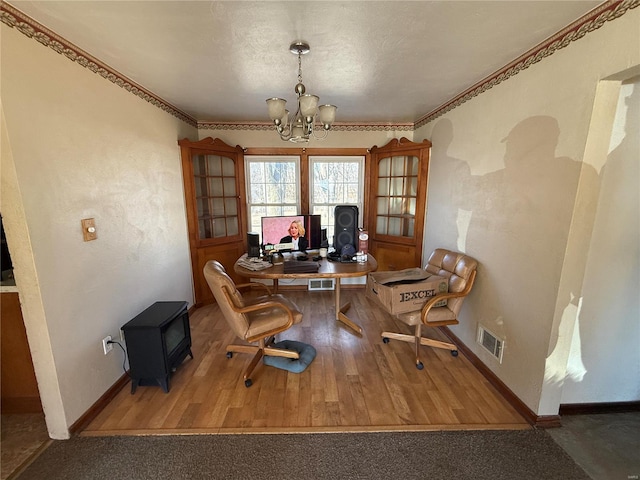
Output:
[564, 82, 640, 397]
[429, 115, 599, 373]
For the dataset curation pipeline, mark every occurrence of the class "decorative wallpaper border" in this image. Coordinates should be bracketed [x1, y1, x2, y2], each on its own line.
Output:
[0, 1, 198, 128]
[197, 121, 415, 132]
[2, 0, 637, 132]
[414, 0, 640, 128]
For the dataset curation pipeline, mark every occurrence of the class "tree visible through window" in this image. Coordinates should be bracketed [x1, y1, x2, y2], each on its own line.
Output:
[245, 156, 300, 234]
[310, 156, 364, 243]
[245, 155, 364, 247]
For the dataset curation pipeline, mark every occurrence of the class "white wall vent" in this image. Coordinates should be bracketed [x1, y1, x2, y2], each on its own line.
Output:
[308, 279, 335, 291]
[477, 325, 505, 363]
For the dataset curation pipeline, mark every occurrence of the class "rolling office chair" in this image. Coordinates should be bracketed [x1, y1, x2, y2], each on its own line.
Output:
[203, 260, 304, 387]
[381, 248, 478, 370]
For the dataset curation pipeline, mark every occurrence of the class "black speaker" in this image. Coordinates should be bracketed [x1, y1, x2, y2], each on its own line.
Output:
[306, 214, 322, 250]
[320, 228, 329, 248]
[334, 205, 358, 253]
[247, 232, 260, 257]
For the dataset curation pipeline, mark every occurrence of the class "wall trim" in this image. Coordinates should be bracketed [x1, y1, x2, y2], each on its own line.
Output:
[415, 0, 640, 128]
[0, 1, 198, 128]
[3, 0, 637, 133]
[70, 303, 198, 434]
[197, 121, 415, 132]
[0, 396, 43, 414]
[441, 326, 561, 428]
[560, 401, 640, 415]
[69, 372, 130, 435]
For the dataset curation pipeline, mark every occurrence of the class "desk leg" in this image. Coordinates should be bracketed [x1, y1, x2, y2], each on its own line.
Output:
[335, 278, 341, 320]
[272, 278, 278, 294]
[335, 278, 362, 335]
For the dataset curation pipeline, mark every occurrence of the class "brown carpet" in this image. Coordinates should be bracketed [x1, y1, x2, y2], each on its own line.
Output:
[15, 430, 589, 479]
[1, 414, 50, 480]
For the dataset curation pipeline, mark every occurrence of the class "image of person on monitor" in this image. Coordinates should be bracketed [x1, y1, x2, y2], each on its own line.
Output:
[280, 220, 308, 252]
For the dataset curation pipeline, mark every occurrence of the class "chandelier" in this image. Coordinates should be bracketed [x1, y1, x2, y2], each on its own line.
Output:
[266, 42, 337, 143]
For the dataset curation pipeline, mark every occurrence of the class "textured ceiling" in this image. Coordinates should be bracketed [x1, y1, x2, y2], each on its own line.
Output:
[5, 1, 605, 125]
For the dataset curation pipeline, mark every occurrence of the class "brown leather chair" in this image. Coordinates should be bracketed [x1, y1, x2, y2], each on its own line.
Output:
[203, 260, 303, 387]
[381, 249, 478, 370]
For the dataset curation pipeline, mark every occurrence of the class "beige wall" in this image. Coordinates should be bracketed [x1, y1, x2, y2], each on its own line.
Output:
[415, 9, 640, 415]
[558, 78, 639, 405]
[1, 25, 197, 438]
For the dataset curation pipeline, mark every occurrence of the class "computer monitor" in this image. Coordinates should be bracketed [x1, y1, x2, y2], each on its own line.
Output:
[261, 215, 305, 251]
[260, 214, 322, 252]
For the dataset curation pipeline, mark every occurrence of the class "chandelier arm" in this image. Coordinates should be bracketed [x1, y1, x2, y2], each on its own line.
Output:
[267, 41, 335, 143]
[276, 120, 293, 141]
[311, 124, 329, 140]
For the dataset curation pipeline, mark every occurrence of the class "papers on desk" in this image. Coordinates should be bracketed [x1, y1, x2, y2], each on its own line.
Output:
[236, 255, 273, 271]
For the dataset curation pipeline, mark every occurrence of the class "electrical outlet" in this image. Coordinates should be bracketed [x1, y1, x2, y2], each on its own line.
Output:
[102, 335, 113, 355]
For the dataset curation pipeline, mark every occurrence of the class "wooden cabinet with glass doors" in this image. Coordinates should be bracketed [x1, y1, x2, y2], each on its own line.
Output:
[367, 138, 431, 271]
[179, 137, 248, 305]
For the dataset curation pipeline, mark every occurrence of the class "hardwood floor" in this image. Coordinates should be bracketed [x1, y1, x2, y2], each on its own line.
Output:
[82, 289, 529, 436]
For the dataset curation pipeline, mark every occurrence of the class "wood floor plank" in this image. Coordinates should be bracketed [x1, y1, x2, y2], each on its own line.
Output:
[295, 368, 312, 426]
[282, 373, 300, 427]
[346, 375, 372, 426]
[82, 290, 530, 435]
[203, 388, 233, 428]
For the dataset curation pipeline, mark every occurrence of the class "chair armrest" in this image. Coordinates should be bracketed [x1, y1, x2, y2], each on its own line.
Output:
[222, 286, 296, 331]
[419, 269, 476, 323]
[241, 300, 298, 342]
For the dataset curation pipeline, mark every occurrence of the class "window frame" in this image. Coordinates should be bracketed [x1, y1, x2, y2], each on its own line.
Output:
[244, 155, 301, 235]
[243, 148, 371, 247]
[309, 155, 365, 244]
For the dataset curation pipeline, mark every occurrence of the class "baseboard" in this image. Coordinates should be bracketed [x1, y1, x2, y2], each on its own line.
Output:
[559, 401, 640, 415]
[440, 327, 561, 428]
[69, 372, 130, 434]
[1, 396, 43, 414]
[71, 303, 209, 433]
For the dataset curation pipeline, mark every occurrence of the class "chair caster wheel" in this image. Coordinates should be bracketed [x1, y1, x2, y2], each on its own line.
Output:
[226, 352, 233, 359]
[244, 379, 253, 388]
[416, 362, 424, 370]
[451, 350, 458, 357]
[382, 337, 390, 344]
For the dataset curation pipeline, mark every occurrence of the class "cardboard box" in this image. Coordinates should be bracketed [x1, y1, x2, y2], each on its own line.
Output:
[366, 268, 448, 315]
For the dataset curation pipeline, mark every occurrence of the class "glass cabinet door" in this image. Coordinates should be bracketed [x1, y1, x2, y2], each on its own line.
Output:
[192, 153, 240, 240]
[367, 138, 431, 270]
[375, 154, 419, 238]
[179, 137, 247, 305]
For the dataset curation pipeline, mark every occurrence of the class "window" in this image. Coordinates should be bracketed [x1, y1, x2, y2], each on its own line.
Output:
[245, 156, 300, 234]
[245, 154, 365, 246]
[310, 156, 364, 243]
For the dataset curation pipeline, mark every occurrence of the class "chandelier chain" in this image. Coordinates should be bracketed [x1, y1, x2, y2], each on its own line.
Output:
[265, 41, 336, 143]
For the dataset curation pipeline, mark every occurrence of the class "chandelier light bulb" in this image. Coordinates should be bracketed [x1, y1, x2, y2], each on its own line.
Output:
[265, 42, 336, 142]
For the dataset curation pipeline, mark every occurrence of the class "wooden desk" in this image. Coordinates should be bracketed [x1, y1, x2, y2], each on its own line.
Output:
[234, 254, 377, 334]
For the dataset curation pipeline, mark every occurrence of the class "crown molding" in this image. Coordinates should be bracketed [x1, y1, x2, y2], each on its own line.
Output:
[2, 0, 637, 132]
[0, 1, 198, 128]
[197, 121, 414, 132]
[415, 0, 640, 128]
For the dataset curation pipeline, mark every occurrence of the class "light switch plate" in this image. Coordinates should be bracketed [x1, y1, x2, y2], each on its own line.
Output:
[81, 218, 97, 241]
